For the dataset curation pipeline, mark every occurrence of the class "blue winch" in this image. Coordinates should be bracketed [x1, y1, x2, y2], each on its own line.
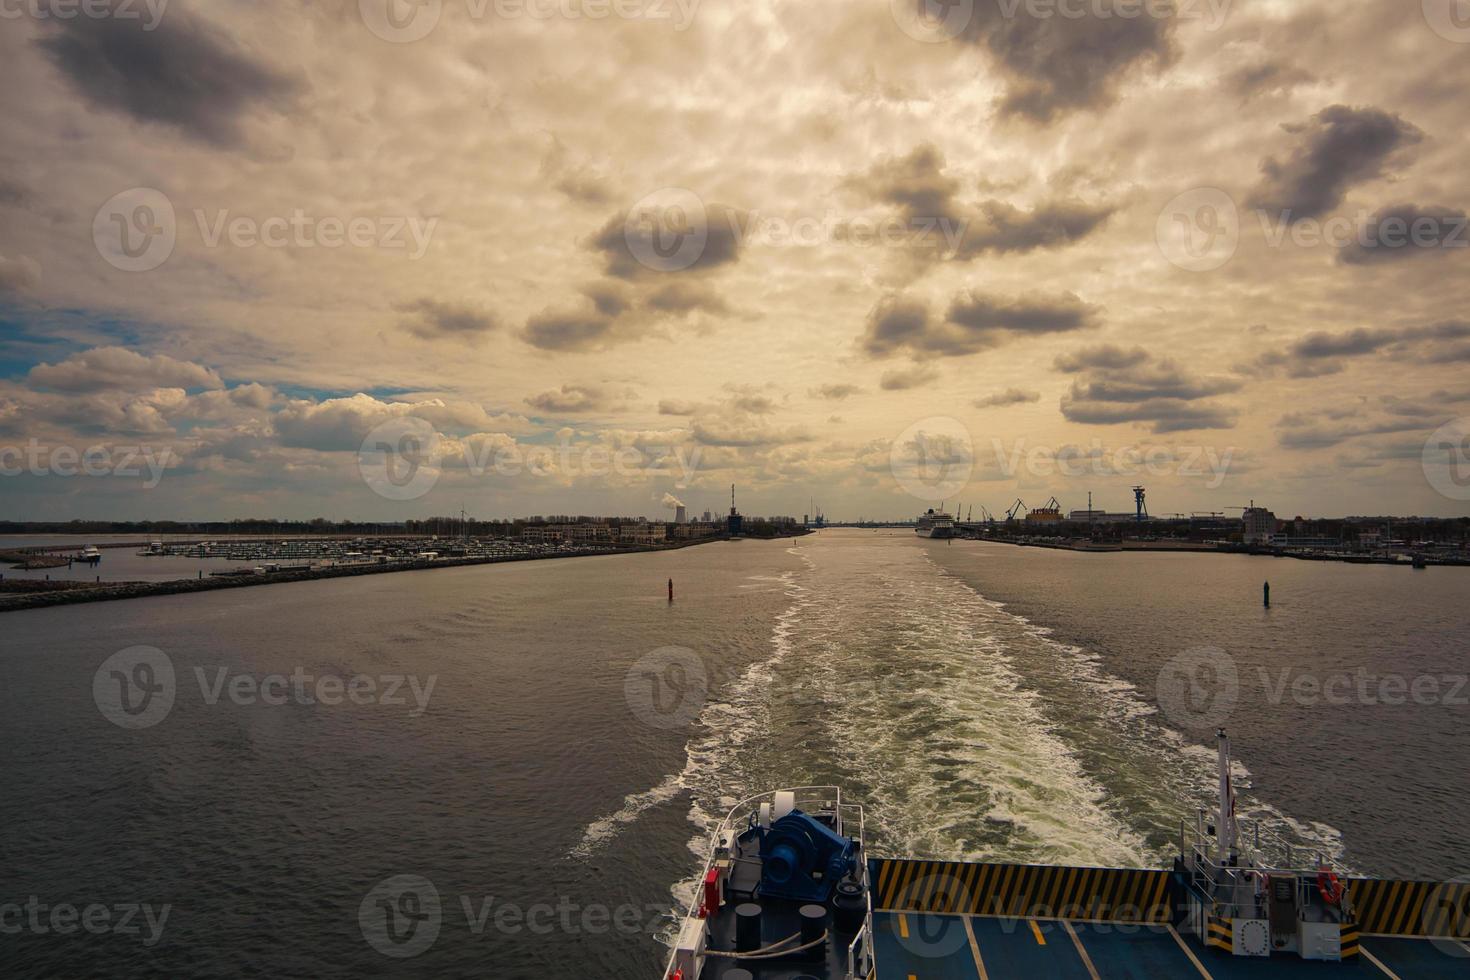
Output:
[757, 809, 858, 904]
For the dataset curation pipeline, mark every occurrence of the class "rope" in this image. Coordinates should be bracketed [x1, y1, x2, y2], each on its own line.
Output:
[704, 931, 829, 960]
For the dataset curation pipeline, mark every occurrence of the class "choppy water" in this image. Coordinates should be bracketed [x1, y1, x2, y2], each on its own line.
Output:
[3, 529, 1466, 978]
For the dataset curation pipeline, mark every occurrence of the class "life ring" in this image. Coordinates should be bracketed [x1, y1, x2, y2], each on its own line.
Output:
[1317, 868, 1344, 906]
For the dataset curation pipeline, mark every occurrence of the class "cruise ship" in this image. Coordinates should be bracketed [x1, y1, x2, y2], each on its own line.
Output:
[915, 509, 956, 539]
[664, 730, 1466, 979]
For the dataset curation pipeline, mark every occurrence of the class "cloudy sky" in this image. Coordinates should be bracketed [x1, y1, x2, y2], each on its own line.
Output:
[2, 0, 1468, 522]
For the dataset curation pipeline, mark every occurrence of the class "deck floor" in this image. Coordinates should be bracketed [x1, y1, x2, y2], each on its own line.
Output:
[871, 913, 1470, 979]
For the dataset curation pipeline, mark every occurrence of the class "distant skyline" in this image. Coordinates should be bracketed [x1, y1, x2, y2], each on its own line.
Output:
[3, 1, 1470, 522]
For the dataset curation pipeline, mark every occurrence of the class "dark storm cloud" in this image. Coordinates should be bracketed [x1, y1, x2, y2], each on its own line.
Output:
[946, 0, 1178, 121]
[1249, 105, 1424, 220]
[1059, 350, 1240, 433]
[34, 4, 297, 147]
[846, 146, 1113, 259]
[397, 299, 499, 340]
[1337, 203, 1469, 265]
[861, 289, 1099, 358]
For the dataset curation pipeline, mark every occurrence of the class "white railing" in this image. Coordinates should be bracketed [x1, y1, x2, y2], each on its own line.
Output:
[1180, 818, 1343, 920]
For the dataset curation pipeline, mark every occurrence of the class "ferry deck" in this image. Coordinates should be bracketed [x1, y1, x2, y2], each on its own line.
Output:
[869, 905, 1467, 979]
[665, 735, 1470, 980]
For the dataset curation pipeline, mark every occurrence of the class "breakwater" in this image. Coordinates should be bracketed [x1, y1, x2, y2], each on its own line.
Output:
[0, 541, 713, 614]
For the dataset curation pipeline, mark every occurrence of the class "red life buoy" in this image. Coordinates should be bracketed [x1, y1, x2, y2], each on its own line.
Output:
[1317, 868, 1344, 906]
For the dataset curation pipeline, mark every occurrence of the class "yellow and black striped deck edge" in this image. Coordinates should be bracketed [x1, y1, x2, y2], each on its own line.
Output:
[1348, 877, 1470, 938]
[871, 858, 1172, 923]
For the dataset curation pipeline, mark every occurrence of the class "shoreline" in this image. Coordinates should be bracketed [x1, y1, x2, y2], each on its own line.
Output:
[0, 536, 742, 614]
[963, 534, 1469, 566]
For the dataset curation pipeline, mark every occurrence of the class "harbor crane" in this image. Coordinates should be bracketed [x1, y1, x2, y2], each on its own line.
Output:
[1005, 498, 1027, 522]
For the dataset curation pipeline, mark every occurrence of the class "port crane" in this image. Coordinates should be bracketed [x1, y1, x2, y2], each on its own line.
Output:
[1005, 498, 1027, 522]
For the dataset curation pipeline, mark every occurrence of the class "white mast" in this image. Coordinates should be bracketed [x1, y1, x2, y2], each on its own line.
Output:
[1216, 727, 1237, 863]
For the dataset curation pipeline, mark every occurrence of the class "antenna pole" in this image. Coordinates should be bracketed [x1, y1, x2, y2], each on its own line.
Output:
[1216, 728, 1237, 863]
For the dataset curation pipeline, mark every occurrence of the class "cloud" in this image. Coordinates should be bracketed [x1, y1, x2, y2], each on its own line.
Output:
[661, 491, 685, 509]
[1058, 350, 1240, 433]
[581, 281, 632, 318]
[1054, 344, 1151, 373]
[541, 136, 614, 206]
[1249, 105, 1424, 220]
[974, 388, 1040, 408]
[810, 383, 862, 400]
[0, 253, 41, 293]
[730, 394, 776, 414]
[590, 202, 744, 278]
[521, 305, 618, 351]
[1245, 321, 1470, 374]
[27, 347, 222, 392]
[1227, 60, 1315, 102]
[862, 289, 1099, 358]
[397, 299, 499, 340]
[847, 146, 1114, 259]
[34, 4, 297, 147]
[1275, 401, 1442, 450]
[658, 398, 703, 416]
[645, 280, 730, 316]
[879, 363, 939, 391]
[1337, 203, 1469, 265]
[953, 198, 1115, 259]
[525, 384, 608, 413]
[690, 418, 810, 447]
[942, 0, 1177, 121]
[844, 143, 959, 218]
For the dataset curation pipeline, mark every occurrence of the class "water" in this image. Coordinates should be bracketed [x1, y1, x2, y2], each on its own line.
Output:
[2, 529, 1465, 978]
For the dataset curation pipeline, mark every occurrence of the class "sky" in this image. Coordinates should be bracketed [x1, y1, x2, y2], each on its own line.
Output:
[2, 0, 1469, 522]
